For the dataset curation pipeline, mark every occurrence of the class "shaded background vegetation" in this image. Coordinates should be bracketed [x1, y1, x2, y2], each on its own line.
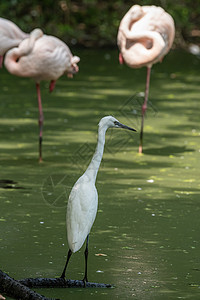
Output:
[1, 2, 200, 300]
[0, 0, 200, 48]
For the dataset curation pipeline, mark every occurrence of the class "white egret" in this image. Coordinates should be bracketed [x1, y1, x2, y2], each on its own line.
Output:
[61, 116, 136, 285]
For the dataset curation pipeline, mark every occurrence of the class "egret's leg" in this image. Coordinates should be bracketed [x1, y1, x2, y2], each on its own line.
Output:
[139, 66, 151, 154]
[0, 55, 3, 68]
[82, 235, 89, 287]
[60, 249, 72, 279]
[36, 83, 44, 162]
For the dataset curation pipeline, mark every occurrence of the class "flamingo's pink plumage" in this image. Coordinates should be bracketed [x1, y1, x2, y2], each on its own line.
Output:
[5, 29, 80, 161]
[117, 5, 175, 153]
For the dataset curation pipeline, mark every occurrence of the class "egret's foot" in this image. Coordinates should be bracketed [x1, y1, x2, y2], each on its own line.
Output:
[60, 272, 66, 279]
[82, 276, 88, 288]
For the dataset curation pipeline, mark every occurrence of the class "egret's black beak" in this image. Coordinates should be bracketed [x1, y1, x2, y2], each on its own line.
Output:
[114, 121, 136, 132]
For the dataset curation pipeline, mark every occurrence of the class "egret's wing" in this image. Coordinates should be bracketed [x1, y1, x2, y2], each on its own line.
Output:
[66, 178, 98, 253]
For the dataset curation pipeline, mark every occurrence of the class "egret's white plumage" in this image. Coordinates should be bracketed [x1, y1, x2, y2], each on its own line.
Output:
[67, 176, 98, 253]
[61, 116, 136, 283]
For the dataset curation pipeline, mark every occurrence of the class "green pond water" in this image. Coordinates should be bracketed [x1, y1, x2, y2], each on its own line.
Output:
[0, 49, 200, 300]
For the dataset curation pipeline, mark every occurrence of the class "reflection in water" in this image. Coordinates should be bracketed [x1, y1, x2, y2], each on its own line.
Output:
[0, 179, 25, 189]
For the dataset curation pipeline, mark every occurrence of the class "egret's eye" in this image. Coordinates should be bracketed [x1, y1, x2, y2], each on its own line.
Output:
[114, 121, 118, 125]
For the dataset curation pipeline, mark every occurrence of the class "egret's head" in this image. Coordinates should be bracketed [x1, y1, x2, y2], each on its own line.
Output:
[99, 116, 136, 132]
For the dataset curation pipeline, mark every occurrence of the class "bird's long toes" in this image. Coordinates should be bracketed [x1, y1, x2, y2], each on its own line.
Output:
[60, 273, 66, 279]
[82, 277, 88, 288]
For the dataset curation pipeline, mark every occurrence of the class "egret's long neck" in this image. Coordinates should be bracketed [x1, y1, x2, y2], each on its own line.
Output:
[84, 125, 107, 182]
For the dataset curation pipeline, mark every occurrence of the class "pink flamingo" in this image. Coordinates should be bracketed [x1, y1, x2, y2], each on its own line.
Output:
[5, 28, 80, 162]
[0, 17, 28, 67]
[117, 5, 175, 153]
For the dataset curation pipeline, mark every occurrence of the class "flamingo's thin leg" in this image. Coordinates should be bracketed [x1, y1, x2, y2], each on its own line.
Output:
[36, 83, 44, 162]
[139, 66, 151, 154]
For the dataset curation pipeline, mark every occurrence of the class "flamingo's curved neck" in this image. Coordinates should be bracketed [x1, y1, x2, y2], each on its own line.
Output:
[122, 30, 165, 67]
[8, 29, 43, 61]
[4, 28, 43, 76]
